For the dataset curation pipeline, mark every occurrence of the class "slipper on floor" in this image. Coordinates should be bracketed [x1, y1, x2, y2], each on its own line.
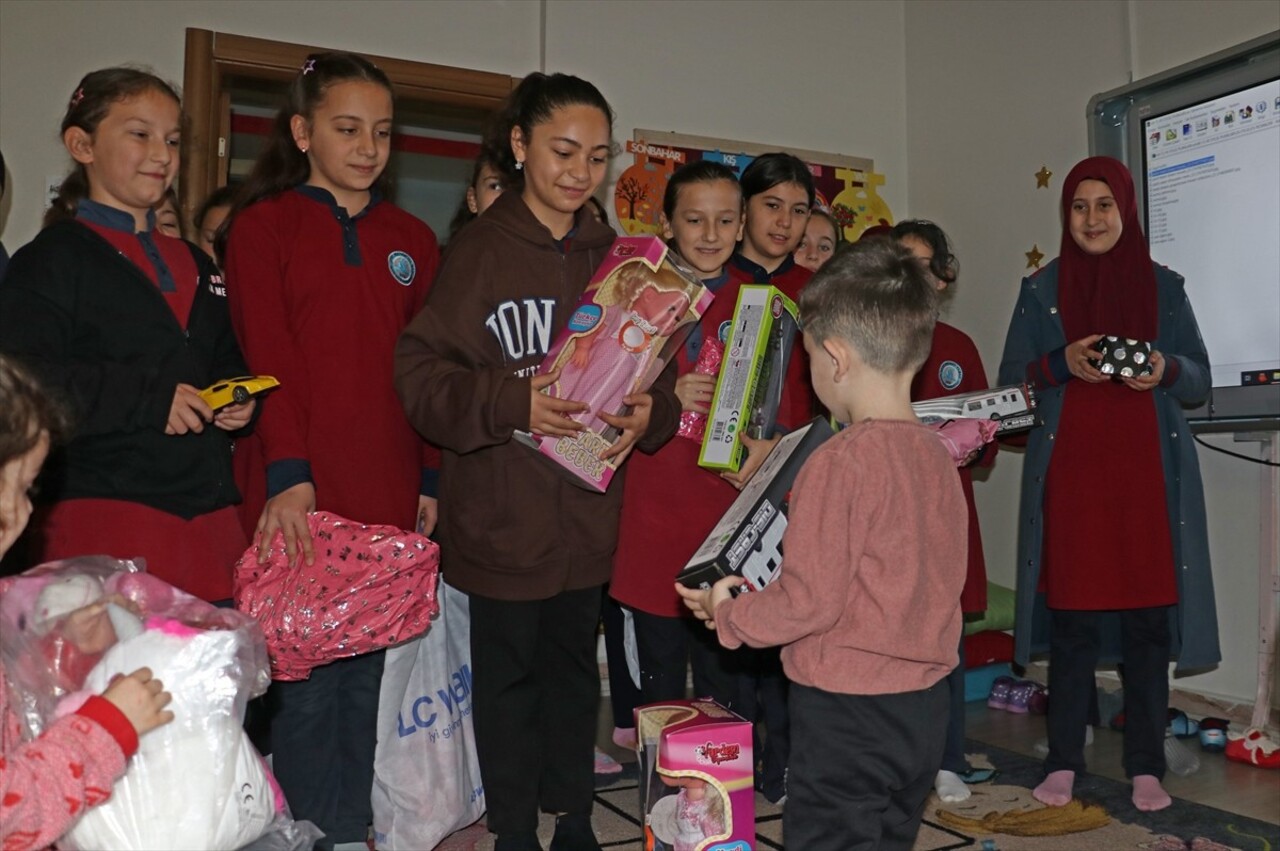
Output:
[987, 675, 1016, 711]
[1168, 708, 1199, 738]
[594, 748, 622, 775]
[1225, 728, 1280, 769]
[957, 766, 999, 784]
[1198, 717, 1229, 752]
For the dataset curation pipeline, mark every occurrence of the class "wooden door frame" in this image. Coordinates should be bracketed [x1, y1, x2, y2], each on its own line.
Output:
[181, 28, 516, 221]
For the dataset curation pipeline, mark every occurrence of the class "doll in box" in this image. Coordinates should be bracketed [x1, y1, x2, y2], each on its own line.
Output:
[650, 776, 727, 851]
[551, 263, 696, 437]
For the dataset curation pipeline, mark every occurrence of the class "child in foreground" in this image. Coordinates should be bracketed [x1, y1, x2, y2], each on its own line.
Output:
[0, 354, 175, 851]
[678, 238, 968, 850]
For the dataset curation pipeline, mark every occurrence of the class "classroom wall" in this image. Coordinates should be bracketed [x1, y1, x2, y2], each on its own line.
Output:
[0, 0, 909, 249]
[1, 0, 1276, 708]
[904, 0, 1280, 705]
[0, 0, 543, 247]
[542, 0, 908, 221]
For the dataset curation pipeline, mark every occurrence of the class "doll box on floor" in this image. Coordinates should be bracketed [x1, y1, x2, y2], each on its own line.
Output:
[528, 236, 712, 492]
[635, 699, 755, 851]
[697, 285, 800, 472]
[679, 416, 835, 592]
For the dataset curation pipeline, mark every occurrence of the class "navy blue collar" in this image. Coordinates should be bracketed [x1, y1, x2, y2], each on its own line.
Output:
[77, 198, 155, 234]
[77, 198, 174, 292]
[684, 271, 733, 362]
[295, 185, 382, 266]
[295, 184, 382, 218]
[701, 270, 731, 294]
[730, 251, 795, 283]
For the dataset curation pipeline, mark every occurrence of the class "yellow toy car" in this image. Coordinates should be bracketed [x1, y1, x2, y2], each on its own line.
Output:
[199, 375, 280, 411]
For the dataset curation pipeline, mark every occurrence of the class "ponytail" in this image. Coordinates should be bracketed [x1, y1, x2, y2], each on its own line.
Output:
[480, 72, 614, 185]
[216, 51, 393, 263]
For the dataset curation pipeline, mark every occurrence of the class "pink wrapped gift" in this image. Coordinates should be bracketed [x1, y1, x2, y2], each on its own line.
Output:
[234, 512, 440, 681]
[677, 337, 724, 443]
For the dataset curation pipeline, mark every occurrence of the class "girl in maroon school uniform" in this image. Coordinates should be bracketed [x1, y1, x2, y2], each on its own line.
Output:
[894, 220, 998, 803]
[0, 68, 252, 603]
[611, 162, 746, 710]
[723, 152, 817, 804]
[220, 52, 439, 849]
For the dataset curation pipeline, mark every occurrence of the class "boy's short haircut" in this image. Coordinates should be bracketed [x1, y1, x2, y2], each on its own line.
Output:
[798, 236, 938, 374]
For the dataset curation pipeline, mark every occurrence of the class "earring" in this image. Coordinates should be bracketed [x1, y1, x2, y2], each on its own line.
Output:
[515, 161, 523, 171]
[299, 145, 309, 154]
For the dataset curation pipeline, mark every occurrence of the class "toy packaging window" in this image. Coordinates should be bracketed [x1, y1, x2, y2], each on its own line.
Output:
[698, 286, 800, 473]
[635, 700, 754, 851]
[529, 236, 713, 492]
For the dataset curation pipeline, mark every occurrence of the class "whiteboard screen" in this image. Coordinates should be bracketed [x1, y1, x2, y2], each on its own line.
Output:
[1141, 79, 1280, 388]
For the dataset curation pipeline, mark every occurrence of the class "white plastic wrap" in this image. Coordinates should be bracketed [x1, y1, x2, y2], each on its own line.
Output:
[66, 622, 276, 850]
[0, 557, 319, 851]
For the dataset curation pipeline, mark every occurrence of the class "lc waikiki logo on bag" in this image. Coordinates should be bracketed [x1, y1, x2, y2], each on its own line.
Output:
[373, 581, 485, 849]
[395, 662, 473, 742]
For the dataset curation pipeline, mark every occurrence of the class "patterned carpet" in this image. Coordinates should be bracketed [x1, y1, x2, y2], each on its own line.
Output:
[430, 743, 1280, 851]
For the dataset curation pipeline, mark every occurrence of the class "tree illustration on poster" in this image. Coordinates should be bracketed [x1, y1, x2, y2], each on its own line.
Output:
[615, 130, 894, 242]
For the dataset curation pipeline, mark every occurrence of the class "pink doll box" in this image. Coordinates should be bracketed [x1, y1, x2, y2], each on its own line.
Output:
[635, 699, 755, 851]
[533, 236, 713, 491]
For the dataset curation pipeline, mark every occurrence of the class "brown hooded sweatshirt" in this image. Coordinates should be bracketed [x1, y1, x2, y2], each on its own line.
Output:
[395, 190, 681, 600]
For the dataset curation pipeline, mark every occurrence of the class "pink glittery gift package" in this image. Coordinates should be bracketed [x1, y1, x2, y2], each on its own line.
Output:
[234, 512, 440, 681]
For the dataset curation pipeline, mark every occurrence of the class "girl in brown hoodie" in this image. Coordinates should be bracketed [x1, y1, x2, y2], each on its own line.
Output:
[395, 73, 680, 851]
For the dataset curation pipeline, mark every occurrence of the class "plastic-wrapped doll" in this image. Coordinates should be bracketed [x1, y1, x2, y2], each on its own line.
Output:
[0, 572, 171, 851]
[1, 558, 317, 851]
[550, 264, 695, 436]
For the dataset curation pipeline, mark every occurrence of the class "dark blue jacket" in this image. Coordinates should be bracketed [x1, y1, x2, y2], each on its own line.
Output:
[998, 258, 1220, 672]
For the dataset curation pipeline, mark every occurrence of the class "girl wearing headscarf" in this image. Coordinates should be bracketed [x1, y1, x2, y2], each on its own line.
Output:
[998, 156, 1218, 813]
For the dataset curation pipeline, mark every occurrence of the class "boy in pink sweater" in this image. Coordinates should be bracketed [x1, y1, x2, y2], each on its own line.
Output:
[678, 239, 967, 850]
[0, 354, 174, 851]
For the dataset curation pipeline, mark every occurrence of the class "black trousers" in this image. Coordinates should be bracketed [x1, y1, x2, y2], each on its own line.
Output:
[940, 630, 970, 774]
[269, 650, 385, 848]
[631, 608, 739, 710]
[736, 647, 790, 799]
[1045, 606, 1171, 779]
[785, 682, 947, 851]
[470, 586, 603, 835]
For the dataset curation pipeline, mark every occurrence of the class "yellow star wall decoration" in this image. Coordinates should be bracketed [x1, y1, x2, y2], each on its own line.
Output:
[1026, 244, 1045, 269]
[1035, 165, 1053, 188]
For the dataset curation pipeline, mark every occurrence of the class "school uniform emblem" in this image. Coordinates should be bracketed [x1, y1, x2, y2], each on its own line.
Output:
[939, 360, 963, 390]
[387, 251, 416, 286]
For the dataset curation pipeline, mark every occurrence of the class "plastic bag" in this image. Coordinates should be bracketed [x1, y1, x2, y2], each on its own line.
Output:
[372, 581, 484, 850]
[0, 557, 308, 850]
[0, 557, 268, 740]
[234, 512, 440, 681]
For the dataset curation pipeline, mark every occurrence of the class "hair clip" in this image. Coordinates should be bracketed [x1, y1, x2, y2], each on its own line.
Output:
[69, 87, 85, 108]
[301, 59, 316, 76]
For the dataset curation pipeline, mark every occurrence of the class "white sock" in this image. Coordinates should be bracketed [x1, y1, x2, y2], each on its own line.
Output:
[935, 769, 972, 803]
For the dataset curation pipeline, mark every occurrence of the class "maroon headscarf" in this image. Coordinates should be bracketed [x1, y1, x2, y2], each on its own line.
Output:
[1058, 156, 1158, 342]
